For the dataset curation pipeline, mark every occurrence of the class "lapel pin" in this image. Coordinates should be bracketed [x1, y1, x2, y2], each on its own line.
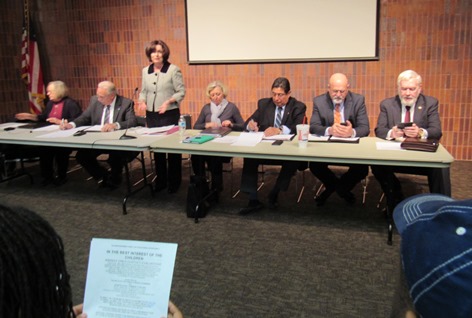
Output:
[418, 105, 423, 110]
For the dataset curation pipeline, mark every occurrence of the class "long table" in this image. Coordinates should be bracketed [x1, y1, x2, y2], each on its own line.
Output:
[1, 126, 455, 243]
[0, 125, 158, 213]
[150, 130, 454, 244]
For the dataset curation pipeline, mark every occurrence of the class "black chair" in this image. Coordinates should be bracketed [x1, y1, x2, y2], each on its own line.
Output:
[0, 144, 37, 184]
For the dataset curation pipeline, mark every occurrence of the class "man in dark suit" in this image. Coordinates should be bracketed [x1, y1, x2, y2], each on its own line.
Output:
[239, 77, 306, 214]
[371, 70, 445, 206]
[310, 73, 370, 206]
[62, 81, 137, 188]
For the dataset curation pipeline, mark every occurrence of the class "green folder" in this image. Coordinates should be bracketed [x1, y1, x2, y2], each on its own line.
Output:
[183, 135, 215, 144]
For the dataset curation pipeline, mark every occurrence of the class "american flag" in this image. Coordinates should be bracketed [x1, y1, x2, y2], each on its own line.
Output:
[21, 2, 45, 115]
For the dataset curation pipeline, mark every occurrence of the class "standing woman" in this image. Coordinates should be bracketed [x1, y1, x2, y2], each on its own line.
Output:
[138, 40, 186, 193]
[15, 80, 82, 185]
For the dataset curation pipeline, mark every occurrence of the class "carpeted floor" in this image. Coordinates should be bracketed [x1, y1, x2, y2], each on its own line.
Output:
[0, 157, 470, 317]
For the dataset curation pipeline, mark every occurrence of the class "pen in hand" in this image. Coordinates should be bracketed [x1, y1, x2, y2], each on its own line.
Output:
[248, 119, 258, 132]
[60, 119, 69, 130]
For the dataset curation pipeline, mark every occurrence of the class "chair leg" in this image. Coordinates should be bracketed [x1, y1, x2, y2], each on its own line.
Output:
[314, 183, 324, 198]
[362, 176, 368, 205]
[232, 164, 265, 199]
[377, 193, 385, 209]
[296, 169, 305, 203]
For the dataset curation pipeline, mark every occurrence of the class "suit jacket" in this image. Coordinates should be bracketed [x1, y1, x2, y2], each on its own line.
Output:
[73, 95, 137, 129]
[193, 102, 245, 131]
[244, 97, 307, 134]
[38, 97, 82, 122]
[139, 62, 186, 113]
[375, 94, 442, 140]
[310, 91, 370, 137]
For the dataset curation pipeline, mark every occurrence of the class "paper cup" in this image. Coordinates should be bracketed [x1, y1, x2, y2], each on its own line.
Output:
[296, 124, 309, 148]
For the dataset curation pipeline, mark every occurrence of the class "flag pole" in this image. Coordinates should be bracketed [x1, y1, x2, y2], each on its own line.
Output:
[21, 0, 45, 115]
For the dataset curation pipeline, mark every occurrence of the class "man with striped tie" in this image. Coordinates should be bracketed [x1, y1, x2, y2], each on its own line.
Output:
[239, 77, 306, 215]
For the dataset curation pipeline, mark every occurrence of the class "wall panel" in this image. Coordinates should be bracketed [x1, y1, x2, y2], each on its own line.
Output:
[0, 0, 470, 160]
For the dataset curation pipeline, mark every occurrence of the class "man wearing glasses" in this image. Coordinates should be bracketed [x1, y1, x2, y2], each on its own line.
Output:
[239, 77, 306, 214]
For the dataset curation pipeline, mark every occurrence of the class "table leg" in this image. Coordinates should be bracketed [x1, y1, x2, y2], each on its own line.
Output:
[122, 152, 153, 215]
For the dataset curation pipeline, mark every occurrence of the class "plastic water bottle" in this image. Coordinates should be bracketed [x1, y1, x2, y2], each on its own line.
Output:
[178, 115, 186, 139]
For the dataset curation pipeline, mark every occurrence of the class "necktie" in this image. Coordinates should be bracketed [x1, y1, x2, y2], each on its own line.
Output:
[334, 104, 341, 124]
[275, 107, 283, 128]
[404, 106, 411, 122]
[104, 105, 111, 124]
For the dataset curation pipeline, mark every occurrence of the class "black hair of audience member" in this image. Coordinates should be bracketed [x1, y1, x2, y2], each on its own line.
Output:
[0, 204, 75, 318]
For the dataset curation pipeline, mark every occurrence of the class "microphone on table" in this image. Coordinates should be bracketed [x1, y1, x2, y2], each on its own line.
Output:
[119, 87, 139, 140]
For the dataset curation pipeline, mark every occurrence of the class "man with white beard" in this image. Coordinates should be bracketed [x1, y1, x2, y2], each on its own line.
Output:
[371, 70, 444, 207]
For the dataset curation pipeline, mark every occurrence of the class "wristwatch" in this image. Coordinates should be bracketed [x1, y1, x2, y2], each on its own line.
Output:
[418, 129, 426, 139]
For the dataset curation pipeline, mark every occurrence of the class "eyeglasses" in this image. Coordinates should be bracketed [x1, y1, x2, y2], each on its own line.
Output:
[271, 92, 286, 98]
[331, 90, 346, 94]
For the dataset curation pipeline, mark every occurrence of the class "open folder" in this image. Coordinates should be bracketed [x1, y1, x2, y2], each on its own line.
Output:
[308, 134, 360, 143]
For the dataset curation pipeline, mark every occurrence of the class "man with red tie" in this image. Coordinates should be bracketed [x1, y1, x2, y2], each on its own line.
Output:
[372, 70, 445, 206]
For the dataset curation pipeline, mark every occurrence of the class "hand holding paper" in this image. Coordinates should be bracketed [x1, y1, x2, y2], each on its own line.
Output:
[83, 238, 178, 318]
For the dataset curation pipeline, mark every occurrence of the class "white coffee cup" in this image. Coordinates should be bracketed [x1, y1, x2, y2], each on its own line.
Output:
[296, 124, 309, 148]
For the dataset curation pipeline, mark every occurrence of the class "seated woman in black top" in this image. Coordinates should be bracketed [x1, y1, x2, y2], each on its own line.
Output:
[192, 81, 244, 191]
[15, 80, 82, 185]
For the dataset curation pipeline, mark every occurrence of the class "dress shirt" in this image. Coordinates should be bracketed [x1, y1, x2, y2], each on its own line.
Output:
[323, 101, 356, 137]
[386, 103, 428, 139]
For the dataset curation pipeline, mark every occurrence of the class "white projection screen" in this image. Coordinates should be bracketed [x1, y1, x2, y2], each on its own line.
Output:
[185, 0, 379, 64]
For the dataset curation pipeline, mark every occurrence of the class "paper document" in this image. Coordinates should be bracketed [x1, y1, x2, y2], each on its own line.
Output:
[84, 125, 104, 132]
[211, 135, 239, 144]
[83, 238, 178, 318]
[36, 126, 93, 138]
[231, 132, 264, 146]
[135, 125, 175, 135]
[0, 122, 31, 129]
[376, 141, 405, 151]
[33, 124, 60, 132]
[308, 134, 330, 142]
[263, 134, 294, 141]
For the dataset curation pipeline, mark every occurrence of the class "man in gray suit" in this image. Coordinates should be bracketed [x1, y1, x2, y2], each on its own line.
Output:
[309, 73, 370, 206]
[62, 81, 137, 188]
[372, 70, 445, 206]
